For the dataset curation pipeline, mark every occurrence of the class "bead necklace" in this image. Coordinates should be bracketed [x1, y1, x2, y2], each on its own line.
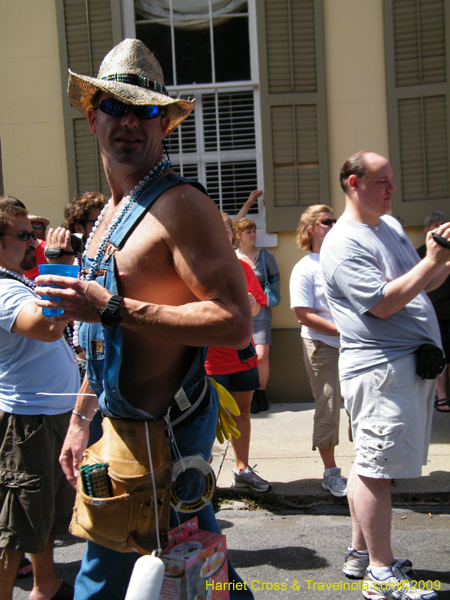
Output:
[0, 267, 34, 288]
[82, 157, 171, 281]
[0, 267, 77, 361]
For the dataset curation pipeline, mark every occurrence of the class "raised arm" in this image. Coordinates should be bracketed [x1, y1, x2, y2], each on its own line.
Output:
[369, 223, 450, 319]
[232, 189, 263, 224]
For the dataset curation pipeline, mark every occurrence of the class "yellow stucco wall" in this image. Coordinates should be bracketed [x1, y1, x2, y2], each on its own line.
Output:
[0, 0, 68, 227]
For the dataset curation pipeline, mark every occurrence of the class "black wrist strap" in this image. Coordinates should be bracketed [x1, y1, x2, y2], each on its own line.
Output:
[45, 248, 76, 259]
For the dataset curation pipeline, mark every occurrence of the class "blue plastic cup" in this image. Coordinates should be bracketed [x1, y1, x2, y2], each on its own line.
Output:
[38, 263, 79, 316]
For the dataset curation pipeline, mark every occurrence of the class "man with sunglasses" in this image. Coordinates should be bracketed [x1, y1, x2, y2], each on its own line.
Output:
[320, 151, 450, 600]
[24, 214, 51, 280]
[28, 214, 50, 241]
[35, 39, 253, 600]
[0, 197, 80, 599]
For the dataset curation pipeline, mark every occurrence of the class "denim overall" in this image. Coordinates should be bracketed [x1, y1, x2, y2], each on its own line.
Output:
[74, 173, 253, 600]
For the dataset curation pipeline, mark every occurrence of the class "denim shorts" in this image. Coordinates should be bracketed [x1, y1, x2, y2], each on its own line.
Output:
[209, 366, 260, 392]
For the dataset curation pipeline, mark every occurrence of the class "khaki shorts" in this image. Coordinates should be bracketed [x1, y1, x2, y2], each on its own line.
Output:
[302, 338, 343, 450]
[0, 411, 75, 553]
[340, 353, 435, 479]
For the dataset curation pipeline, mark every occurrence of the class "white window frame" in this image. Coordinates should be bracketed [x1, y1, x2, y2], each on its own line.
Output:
[121, 0, 270, 233]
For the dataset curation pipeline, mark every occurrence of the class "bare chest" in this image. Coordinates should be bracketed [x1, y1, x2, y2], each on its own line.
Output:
[87, 210, 187, 303]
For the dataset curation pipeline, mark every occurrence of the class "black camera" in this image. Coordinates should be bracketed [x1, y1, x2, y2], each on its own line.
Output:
[70, 233, 85, 256]
[432, 233, 450, 250]
[44, 233, 85, 259]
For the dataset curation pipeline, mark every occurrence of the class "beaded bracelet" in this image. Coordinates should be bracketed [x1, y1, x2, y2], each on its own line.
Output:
[72, 410, 93, 422]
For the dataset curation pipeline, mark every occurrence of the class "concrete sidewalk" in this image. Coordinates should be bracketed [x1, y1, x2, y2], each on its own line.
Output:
[211, 402, 450, 505]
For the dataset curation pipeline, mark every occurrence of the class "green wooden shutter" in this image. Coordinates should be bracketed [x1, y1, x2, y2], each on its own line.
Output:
[55, 0, 123, 199]
[257, 0, 329, 232]
[384, 0, 450, 227]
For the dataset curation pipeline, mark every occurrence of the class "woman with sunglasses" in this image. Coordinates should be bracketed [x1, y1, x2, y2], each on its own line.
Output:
[289, 205, 347, 497]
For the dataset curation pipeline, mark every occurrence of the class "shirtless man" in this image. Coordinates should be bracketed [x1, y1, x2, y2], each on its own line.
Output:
[35, 39, 253, 599]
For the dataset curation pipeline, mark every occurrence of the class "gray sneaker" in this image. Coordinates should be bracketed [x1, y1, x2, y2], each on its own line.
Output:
[343, 547, 412, 579]
[232, 465, 270, 492]
[321, 467, 347, 497]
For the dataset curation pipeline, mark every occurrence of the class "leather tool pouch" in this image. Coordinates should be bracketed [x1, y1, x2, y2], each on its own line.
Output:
[70, 417, 173, 554]
[415, 344, 446, 380]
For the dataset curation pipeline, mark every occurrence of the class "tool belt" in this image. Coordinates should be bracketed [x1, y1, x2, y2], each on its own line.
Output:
[70, 417, 173, 554]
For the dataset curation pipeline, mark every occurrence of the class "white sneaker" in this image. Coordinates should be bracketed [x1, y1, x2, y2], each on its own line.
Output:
[363, 559, 438, 600]
[343, 547, 412, 580]
[321, 467, 347, 497]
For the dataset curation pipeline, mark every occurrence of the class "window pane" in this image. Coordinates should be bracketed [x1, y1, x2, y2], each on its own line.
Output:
[204, 91, 255, 152]
[134, 3, 257, 219]
[178, 163, 199, 181]
[165, 106, 197, 154]
[135, 20, 174, 86]
[206, 160, 257, 213]
[136, 15, 250, 85]
[136, 22, 212, 85]
[175, 27, 212, 85]
[213, 16, 251, 82]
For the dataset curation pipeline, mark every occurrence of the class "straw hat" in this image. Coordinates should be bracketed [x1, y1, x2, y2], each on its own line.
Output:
[68, 38, 194, 135]
[28, 215, 50, 227]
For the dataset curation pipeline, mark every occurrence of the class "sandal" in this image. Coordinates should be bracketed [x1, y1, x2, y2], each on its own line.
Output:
[16, 556, 33, 579]
[435, 398, 450, 412]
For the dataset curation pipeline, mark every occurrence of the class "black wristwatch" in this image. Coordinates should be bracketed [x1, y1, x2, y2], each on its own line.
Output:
[98, 295, 123, 330]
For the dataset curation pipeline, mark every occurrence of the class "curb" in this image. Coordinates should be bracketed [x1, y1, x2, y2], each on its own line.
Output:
[214, 487, 450, 512]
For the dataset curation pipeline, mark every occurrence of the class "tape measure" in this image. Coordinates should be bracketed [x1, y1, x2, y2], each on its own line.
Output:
[170, 455, 216, 513]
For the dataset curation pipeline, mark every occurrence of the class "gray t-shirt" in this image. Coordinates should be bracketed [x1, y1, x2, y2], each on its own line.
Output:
[320, 214, 441, 380]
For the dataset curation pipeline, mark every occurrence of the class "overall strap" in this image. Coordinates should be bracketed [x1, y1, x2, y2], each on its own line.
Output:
[260, 248, 269, 283]
[110, 173, 208, 249]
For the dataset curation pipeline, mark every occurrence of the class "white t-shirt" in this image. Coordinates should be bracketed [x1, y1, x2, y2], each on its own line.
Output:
[289, 253, 339, 349]
[0, 279, 80, 415]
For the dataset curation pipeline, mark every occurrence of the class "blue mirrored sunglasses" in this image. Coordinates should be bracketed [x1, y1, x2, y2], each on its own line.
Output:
[0, 230, 38, 241]
[95, 99, 161, 120]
